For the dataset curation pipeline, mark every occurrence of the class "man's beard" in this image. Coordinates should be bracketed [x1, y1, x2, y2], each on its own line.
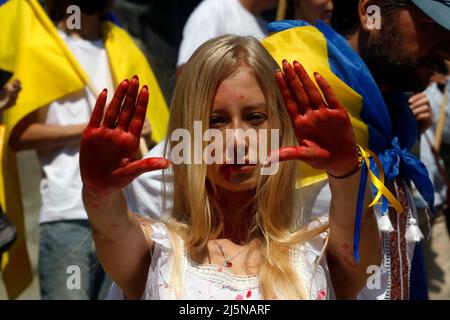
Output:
[362, 22, 439, 92]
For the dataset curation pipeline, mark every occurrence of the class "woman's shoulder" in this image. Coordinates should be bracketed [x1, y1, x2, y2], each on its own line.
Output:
[135, 216, 181, 251]
[108, 219, 182, 300]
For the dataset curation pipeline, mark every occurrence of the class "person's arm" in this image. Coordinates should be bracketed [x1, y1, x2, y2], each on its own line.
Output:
[80, 76, 170, 299]
[326, 171, 380, 299]
[9, 106, 86, 152]
[274, 60, 381, 299]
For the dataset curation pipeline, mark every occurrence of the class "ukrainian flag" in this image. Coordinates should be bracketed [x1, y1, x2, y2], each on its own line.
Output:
[0, 0, 169, 298]
[262, 20, 435, 261]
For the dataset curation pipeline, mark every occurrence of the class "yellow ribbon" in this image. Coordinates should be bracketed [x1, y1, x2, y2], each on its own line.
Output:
[357, 145, 404, 213]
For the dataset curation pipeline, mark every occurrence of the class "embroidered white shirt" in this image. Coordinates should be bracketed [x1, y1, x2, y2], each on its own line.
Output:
[108, 221, 334, 300]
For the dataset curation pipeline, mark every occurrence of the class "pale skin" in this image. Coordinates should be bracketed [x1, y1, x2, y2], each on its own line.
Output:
[81, 64, 381, 300]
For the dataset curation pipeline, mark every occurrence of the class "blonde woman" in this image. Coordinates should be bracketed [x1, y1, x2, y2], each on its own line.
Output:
[80, 35, 381, 300]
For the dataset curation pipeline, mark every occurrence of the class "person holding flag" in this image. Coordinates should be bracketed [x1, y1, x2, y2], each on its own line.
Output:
[0, 0, 169, 299]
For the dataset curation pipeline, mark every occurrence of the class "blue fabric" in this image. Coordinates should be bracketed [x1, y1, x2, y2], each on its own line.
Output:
[103, 11, 122, 27]
[268, 19, 311, 32]
[268, 21, 436, 285]
[377, 137, 436, 213]
[353, 161, 368, 263]
[0, 0, 7, 6]
[410, 242, 429, 300]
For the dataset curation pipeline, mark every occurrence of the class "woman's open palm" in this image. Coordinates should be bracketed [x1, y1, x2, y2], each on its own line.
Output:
[80, 76, 170, 194]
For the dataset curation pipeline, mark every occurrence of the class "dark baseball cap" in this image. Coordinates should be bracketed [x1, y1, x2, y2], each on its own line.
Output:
[411, 0, 450, 30]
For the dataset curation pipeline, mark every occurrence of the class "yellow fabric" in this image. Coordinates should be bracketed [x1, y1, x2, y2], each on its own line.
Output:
[0, 0, 168, 298]
[261, 26, 369, 188]
[102, 21, 169, 143]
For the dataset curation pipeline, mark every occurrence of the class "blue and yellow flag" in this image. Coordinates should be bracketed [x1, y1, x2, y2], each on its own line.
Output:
[0, 0, 169, 298]
[263, 20, 434, 212]
[262, 22, 369, 188]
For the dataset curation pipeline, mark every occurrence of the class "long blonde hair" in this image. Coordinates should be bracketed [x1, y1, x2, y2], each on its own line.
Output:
[163, 35, 327, 299]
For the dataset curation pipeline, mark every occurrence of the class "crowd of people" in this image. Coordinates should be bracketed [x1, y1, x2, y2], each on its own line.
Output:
[1, 0, 450, 300]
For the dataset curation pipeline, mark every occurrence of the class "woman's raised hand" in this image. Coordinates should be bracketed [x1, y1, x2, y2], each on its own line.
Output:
[273, 60, 358, 177]
[80, 76, 170, 195]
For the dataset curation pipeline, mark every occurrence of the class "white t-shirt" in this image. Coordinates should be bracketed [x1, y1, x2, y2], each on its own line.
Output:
[177, 0, 269, 66]
[38, 30, 115, 224]
[109, 220, 339, 300]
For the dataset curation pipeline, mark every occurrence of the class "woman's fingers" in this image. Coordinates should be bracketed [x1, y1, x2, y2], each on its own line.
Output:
[314, 72, 341, 110]
[112, 157, 170, 180]
[117, 75, 140, 131]
[269, 146, 303, 163]
[88, 89, 108, 129]
[87, 77, 150, 136]
[276, 70, 301, 119]
[293, 61, 325, 110]
[129, 85, 149, 137]
[269, 145, 322, 164]
[282, 60, 310, 114]
[103, 79, 129, 128]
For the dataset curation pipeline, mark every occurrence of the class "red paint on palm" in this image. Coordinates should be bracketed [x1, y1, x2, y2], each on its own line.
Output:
[272, 60, 358, 177]
[80, 76, 170, 195]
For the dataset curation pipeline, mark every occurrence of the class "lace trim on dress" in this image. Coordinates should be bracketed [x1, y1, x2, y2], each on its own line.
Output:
[182, 247, 260, 291]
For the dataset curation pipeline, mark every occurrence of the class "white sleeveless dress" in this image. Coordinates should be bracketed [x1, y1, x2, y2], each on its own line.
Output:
[108, 221, 335, 300]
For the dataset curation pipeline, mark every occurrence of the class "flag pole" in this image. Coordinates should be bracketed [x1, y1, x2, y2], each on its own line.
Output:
[276, 0, 287, 21]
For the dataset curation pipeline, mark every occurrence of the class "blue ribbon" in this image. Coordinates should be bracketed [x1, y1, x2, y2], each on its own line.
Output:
[354, 161, 368, 263]
[374, 137, 436, 214]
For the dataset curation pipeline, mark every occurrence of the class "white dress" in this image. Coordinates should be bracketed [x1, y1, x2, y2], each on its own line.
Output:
[109, 221, 335, 300]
